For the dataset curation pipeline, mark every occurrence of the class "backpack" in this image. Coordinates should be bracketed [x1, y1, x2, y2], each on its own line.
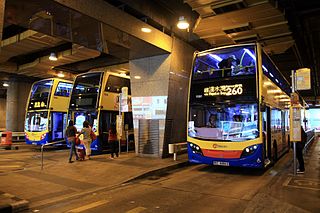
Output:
[90, 130, 97, 141]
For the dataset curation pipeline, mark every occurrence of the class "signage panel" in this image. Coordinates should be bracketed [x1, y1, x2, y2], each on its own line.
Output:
[290, 106, 301, 142]
[296, 68, 311, 90]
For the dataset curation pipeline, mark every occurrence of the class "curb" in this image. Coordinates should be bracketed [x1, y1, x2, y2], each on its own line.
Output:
[0, 192, 29, 213]
[124, 160, 191, 183]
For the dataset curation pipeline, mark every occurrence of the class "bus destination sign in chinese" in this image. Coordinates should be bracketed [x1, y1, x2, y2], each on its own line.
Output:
[204, 84, 243, 96]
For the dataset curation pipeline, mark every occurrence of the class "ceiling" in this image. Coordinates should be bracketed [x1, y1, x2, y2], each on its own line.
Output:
[0, 0, 319, 104]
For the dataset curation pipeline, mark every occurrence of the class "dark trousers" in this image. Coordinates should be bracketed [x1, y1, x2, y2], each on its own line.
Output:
[109, 140, 119, 158]
[69, 138, 79, 161]
[296, 142, 305, 171]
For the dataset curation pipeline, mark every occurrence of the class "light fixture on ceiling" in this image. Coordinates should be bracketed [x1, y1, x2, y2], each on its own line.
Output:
[3, 83, 9, 87]
[134, 76, 141, 79]
[141, 27, 152, 33]
[57, 72, 65, 78]
[177, 16, 189, 30]
[49, 52, 57, 61]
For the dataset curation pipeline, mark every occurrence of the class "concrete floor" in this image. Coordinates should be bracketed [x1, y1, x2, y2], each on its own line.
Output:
[0, 139, 319, 213]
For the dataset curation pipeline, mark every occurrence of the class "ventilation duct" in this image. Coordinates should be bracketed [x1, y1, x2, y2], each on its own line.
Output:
[223, 23, 252, 34]
[211, 0, 247, 15]
[232, 34, 260, 43]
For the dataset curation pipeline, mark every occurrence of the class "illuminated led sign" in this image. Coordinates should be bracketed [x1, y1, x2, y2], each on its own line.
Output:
[204, 84, 243, 96]
[34, 101, 46, 108]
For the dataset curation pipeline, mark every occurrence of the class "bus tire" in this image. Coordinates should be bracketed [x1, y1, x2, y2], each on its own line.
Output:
[273, 140, 278, 162]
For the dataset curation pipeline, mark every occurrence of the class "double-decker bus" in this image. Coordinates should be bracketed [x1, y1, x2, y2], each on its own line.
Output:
[68, 71, 133, 153]
[25, 78, 73, 145]
[187, 43, 298, 168]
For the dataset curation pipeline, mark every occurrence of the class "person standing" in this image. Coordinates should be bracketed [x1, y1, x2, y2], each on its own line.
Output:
[78, 121, 92, 160]
[65, 120, 79, 163]
[108, 124, 118, 159]
[296, 126, 306, 174]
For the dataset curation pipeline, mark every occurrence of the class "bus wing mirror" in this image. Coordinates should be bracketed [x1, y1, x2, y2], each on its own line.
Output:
[260, 103, 266, 112]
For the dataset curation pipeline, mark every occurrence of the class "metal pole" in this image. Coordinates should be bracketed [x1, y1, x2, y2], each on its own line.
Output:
[41, 145, 44, 170]
[291, 70, 297, 176]
[126, 130, 129, 153]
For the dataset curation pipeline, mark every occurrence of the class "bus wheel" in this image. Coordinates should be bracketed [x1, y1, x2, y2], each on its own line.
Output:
[273, 140, 278, 162]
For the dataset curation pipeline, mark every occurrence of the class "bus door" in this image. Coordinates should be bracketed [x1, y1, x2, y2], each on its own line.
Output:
[262, 107, 272, 160]
[99, 110, 118, 149]
[51, 112, 66, 141]
[281, 111, 286, 151]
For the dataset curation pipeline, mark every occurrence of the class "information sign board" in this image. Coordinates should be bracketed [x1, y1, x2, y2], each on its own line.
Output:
[296, 68, 311, 90]
[290, 106, 301, 142]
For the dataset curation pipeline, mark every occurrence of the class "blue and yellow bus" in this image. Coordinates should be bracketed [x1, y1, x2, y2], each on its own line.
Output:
[25, 78, 73, 145]
[68, 71, 133, 153]
[187, 43, 298, 168]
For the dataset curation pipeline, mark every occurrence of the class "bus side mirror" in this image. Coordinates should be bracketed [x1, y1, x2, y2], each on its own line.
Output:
[260, 103, 266, 112]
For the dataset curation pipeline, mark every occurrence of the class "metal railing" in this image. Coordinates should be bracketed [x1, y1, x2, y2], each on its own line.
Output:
[168, 142, 187, 161]
[41, 140, 65, 170]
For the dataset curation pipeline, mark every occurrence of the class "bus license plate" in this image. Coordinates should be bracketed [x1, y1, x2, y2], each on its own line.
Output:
[213, 161, 229, 166]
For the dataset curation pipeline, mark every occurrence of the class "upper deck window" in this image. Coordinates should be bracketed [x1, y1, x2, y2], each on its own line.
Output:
[193, 46, 256, 80]
[55, 82, 73, 97]
[105, 75, 131, 94]
[30, 80, 53, 100]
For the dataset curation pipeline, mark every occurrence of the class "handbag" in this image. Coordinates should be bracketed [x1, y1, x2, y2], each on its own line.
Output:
[90, 130, 97, 141]
[75, 137, 80, 145]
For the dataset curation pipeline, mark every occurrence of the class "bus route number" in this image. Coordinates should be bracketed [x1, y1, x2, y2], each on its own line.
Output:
[204, 84, 243, 96]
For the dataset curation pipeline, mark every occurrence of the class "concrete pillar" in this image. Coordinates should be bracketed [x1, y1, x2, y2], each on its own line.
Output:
[130, 36, 195, 158]
[0, 97, 6, 131]
[5, 81, 32, 132]
[0, 0, 5, 42]
[6, 81, 18, 131]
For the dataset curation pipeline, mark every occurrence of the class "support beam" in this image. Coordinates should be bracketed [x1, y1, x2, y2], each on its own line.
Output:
[0, 0, 5, 42]
[54, 0, 172, 53]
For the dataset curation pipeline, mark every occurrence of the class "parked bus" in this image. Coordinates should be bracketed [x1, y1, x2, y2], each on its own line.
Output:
[187, 43, 304, 168]
[67, 71, 133, 153]
[25, 78, 73, 145]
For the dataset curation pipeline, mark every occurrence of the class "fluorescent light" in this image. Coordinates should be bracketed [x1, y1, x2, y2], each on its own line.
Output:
[57, 73, 65, 78]
[134, 76, 141, 79]
[177, 16, 189, 29]
[141, 27, 152, 33]
[244, 48, 256, 61]
[209, 54, 222, 62]
[3, 83, 9, 87]
[119, 73, 127, 77]
[49, 52, 57, 61]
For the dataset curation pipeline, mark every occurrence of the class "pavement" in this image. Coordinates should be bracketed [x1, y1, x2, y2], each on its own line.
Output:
[0, 144, 189, 212]
[0, 137, 319, 212]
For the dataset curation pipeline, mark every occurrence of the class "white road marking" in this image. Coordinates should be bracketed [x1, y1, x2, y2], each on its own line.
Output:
[126, 207, 147, 213]
[67, 200, 109, 212]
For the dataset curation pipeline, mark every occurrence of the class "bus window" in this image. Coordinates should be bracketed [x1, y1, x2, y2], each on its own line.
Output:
[105, 75, 131, 94]
[193, 46, 256, 80]
[55, 82, 73, 97]
[189, 103, 259, 141]
[25, 111, 48, 132]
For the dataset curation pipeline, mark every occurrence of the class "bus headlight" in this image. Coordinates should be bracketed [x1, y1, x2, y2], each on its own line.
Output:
[40, 133, 46, 140]
[189, 143, 203, 155]
[241, 144, 258, 158]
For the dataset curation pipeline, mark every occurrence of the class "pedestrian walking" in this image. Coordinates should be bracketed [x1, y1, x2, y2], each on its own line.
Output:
[296, 126, 307, 174]
[108, 124, 119, 159]
[65, 120, 79, 163]
[78, 121, 92, 160]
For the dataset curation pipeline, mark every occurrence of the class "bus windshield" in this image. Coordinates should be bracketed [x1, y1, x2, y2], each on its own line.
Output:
[70, 72, 102, 109]
[25, 111, 48, 132]
[28, 80, 53, 109]
[193, 45, 256, 80]
[188, 103, 259, 142]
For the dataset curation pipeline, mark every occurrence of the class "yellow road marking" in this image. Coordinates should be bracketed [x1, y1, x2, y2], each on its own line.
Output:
[126, 207, 147, 213]
[67, 200, 109, 212]
[0, 165, 22, 168]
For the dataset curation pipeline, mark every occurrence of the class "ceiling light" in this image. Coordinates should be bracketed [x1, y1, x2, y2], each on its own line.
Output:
[49, 52, 57, 61]
[141, 27, 152, 33]
[57, 72, 65, 78]
[134, 76, 141, 79]
[3, 83, 9, 87]
[177, 16, 189, 30]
